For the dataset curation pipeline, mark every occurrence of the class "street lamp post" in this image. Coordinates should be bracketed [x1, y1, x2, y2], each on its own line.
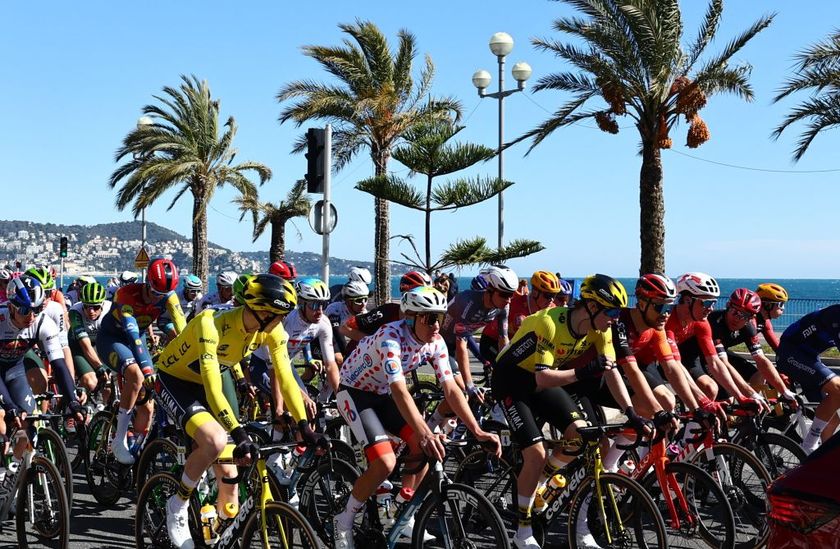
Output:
[472, 32, 532, 250]
[134, 115, 153, 281]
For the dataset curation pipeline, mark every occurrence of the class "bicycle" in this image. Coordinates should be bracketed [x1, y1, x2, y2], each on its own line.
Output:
[726, 399, 805, 480]
[135, 441, 320, 548]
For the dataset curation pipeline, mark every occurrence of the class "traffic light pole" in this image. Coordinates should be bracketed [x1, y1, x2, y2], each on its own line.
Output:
[60, 258, 64, 292]
[321, 124, 332, 284]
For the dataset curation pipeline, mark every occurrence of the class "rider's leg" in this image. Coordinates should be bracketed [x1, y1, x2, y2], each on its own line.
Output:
[113, 360, 143, 463]
[335, 441, 396, 529]
[805, 378, 840, 452]
[695, 374, 719, 401]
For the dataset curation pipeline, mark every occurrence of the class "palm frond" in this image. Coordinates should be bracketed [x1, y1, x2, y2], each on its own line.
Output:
[355, 175, 425, 210]
[685, 0, 723, 72]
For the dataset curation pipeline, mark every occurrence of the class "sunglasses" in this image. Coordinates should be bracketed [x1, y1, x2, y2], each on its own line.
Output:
[349, 297, 369, 305]
[730, 309, 754, 321]
[305, 300, 328, 311]
[600, 307, 621, 319]
[645, 300, 674, 315]
[494, 290, 514, 300]
[693, 298, 717, 309]
[84, 304, 102, 312]
[12, 303, 44, 316]
[419, 312, 446, 326]
[537, 291, 558, 302]
[766, 301, 785, 310]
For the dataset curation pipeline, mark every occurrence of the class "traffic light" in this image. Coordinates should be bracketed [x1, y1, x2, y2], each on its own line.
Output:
[59, 237, 68, 258]
[304, 128, 326, 193]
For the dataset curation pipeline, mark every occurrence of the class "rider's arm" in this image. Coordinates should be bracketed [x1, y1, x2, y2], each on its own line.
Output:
[267, 327, 307, 423]
[705, 352, 747, 399]
[617, 357, 662, 414]
[317, 319, 339, 391]
[339, 315, 368, 342]
[164, 293, 187, 334]
[497, 307, 510, 349]
[656, 331, 699, 409]
[602, 367, 634, 410]
[117, 306, 154, 376]
[464, 333, 485, 364]
[39, 317, 79, 402]
[455, 337, 476, 388]
[754, 352, 792, 395]
[194, 316, 240, 432]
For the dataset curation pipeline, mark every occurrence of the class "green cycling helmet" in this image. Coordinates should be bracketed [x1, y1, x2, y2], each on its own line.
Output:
[25, 267, 55, 291]
[234, 273, 255, 305]
[81, 282, 107, 305]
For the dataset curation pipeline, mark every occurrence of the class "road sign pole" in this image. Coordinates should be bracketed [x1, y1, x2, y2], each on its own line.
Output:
[322, 124, 332, 283]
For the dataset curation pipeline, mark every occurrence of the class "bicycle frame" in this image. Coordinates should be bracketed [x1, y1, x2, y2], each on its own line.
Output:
[631, 437, 695, 531]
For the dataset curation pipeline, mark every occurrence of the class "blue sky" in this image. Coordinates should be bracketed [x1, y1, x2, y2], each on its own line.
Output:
[3, 1, 839, 278]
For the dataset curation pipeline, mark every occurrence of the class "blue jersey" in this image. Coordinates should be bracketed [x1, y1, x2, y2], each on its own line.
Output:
[779, 304, 840, 357]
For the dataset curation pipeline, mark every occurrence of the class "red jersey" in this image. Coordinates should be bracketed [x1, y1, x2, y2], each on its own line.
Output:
[613, 309, 678, 365]
[665, 311, 717, 359]
[756, 313, 780, 352]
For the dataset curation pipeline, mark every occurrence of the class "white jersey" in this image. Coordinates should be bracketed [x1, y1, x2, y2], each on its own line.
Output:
[254, 308, 335, 364]
[194, 292, 234, 314]
[44, 300, 69, 347]
[325, 301, 366, 328]
[339, 320, 453, 395]
[0, 306, 64, 369]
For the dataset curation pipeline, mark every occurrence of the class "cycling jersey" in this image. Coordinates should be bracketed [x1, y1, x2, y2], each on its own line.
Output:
[665, 311, 717, 358]
[339, 320, 452, 395]
[506, 292, 533, 336]
[440, 290, 508, 349]
[194, 292, 233, 315]
[496, 307, 615, 373]
[68, 301, 112, 344]
[160, 290, 201, 325]
[756, 312, 781, 352]
[326, 300, 365, 355]
[776, 305, 840, 400]
[255, 308, 335, 365]
[707, 310, 763, 356]
[612, 309, 677, 366]
[43, 300, 69, 348]
[155, 307, 305, 431]
[343, 303, 401, 356]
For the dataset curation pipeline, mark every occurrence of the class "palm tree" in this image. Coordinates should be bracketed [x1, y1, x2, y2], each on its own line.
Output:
[234, 179, 311, 263]
[357, 119, 543, 273]
[519, 0, 773, 273]
[110, 75, 271, 285]
[773, 30, 840, 161]
[277, 19, 460, 305]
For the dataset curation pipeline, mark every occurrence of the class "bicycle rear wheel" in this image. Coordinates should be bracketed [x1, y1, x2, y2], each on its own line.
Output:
[298, 457, 359, 546]
[641, 461, 736, 549]
[241, 501, 321, 548]
[135, 472, 201, 549]
[16, 455, 70, 549]
[84, 410, 122, 505]
[754, 432, 805, 480]
[135, 437, 181, 493]
[35, 426, 74, 505]
[452, 448, 518, 538]
[566, 472, 668, 549]
[412, 482, 511, 549]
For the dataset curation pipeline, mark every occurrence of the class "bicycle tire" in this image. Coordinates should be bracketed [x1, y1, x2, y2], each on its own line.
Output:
[84, 410, 122, 505]
[754, 432, 806, 480]
[16, 455, 70, 549]
[298, 457, 359, 545]
[135, 472, 201, 549]
[689, 441, 771, 549]
[640, 461, 736, 549]
[135, 437, 181, 493]
[35, 426, 74, 505]
[241, 500, 321, 548]
[452, 448, 519, 537]
[412, 482, 511, 549]
[564, 472, 668, 549]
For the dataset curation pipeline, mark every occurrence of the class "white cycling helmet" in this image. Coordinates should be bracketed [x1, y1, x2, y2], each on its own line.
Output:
[0, 269, 11, 281]
[349, 266, 372, 285]
[675, 272, 720, 298]
[296, 277, 330, 301]
[342, 280, 370, 299]
[119, 270, 138, 285]
[481, 265, 518, 293]
[217, 271, 237, 287]
[401, 286, 448, 314]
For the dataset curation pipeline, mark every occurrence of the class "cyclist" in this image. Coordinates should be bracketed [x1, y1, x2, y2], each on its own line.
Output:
[333, 286, 501, 549]
[0, 277, 82, 460]
[175, 274, 203, 320]
[774, 303, 840, 454]
[66, 275, 96, 306]
[508, 271, 561, 337]
[68, 282, 112, 395]
[556, 278, 573, 307]
[96, 258, 185, 464]
[268, 259, 298, 280]
[0, 269, 11, 305]
[755, 282, 788, 354]
[330, 266, 372, 304]
[493, 274, 631, 549]
[194, 270, 236, 314]
[156, 274, 314, 549]
[440, 265, 516, 398]
[326, 280, 370, 365]
[106, 270, 139, 300]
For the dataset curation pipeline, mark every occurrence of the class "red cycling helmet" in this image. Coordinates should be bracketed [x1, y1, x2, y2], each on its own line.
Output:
[269, 260, 298, 280]
[147, 258, 179, 295]
[727, 288, 761, 315]
[635, 274, 677, 302]
[399, 270, 432, 293]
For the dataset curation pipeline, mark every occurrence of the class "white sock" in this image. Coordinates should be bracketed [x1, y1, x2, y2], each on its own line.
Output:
[114, 408, 131, 444]
[602, 435, 631, 472]
[802, 417, 828, 453]
[426, 409, 446, 430]
[336, 494, 364, 530]
[516, 493, 535, 538]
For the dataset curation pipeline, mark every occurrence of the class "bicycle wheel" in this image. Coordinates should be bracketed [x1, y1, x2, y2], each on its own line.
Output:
[565, 472, 668, 549]
[754, 432, 806, 480]
[412, 482, 511, 549]
[689, 441, 771, 549]
[241, 500, 321, 548]
[84, 410, 122, 505]
[35, 426, 74, 505]
[135, 472, 201, 549]
[298, 457, 359, 546]
[16, 455, 70, 549]
[452, 449, 518, 537]
[640, 461, 736, 549]
[136, 437, 181, 493]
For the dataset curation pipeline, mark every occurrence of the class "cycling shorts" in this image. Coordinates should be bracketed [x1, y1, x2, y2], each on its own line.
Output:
[727, 352, 758, 382]
[335, 385, 414, 462]
[96, 330, 146, 375]
[491, 364, 586, 448]
[776, 349, 836, 402]
[479, 333, 499, 366]
[23, 349, 45, 372]
[155, 370, 224, 439]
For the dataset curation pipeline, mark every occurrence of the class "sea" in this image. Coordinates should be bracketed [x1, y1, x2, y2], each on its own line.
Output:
[78, 274, 839, 332]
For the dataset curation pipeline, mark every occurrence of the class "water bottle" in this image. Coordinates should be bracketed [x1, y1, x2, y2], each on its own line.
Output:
[534, 474, 566, 512]
[376, 480, 395, 529]
[618, 459, 636, 477]
[217, 502, 238, 530]
[451, 420, 468, 440]
[200, 503, 219, 545]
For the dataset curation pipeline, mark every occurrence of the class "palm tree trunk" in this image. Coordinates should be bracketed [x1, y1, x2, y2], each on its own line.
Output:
[639, 139, 666, 275]
[424, 173, 432, 272]
[192, 192, 209, 287]
[373, 150, 391, 306]
[269, 218, 286, 263]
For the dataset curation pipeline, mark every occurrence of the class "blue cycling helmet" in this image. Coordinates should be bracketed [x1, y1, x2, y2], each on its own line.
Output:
[470, 274, 488, 291]
[559, 279, 573, 296]
[184, 274, 202, 291]
[7, 276, 46, 313]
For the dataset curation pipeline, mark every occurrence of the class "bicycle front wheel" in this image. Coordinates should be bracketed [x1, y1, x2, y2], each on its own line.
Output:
[16, 455, 70, 549]
[754, 432, 805, 480]
[567, 472, 668, 549]
[412, 482, 511, 549]
[84, 410, 122, 505]
[35, 426, 74, 505]
[241, 501, 321, 548]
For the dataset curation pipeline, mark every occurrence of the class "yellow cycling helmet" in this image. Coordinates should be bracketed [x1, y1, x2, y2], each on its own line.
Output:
[531, 271, 561, 294]
[580, 274, 628, 309]
[242, 274, 297, 315]
[755, 283, 788, 303]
